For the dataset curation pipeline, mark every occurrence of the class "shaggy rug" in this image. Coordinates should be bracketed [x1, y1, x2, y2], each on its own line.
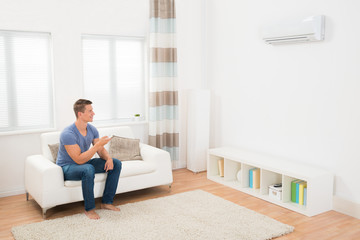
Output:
[12, 190, 294, 240]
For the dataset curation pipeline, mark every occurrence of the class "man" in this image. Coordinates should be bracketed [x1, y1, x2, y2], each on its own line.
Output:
[56, 99, 122, 220]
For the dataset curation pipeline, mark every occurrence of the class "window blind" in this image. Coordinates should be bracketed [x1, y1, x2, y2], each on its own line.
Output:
[82, 35, 145, 123]
[0, 30, 54, 133]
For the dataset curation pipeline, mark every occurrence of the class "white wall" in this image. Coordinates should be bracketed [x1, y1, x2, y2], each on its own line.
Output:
[206, 0, 360, 211]
[0, 0, 150, 197]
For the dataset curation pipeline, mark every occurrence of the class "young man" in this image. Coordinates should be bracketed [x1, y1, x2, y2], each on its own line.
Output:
[56, 99, 122, 220]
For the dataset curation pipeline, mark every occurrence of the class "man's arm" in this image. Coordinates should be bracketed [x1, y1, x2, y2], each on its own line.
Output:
[65, 136, 111, 165]
[94, 138, 114, 172]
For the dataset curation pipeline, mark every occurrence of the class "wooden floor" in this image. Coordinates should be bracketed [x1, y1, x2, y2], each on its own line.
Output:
[1, 169, 360, 239]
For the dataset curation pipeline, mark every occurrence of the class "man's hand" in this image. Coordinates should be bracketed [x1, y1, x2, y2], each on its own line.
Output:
[95, 136, 112, 148]
[104, 158, 114, 172]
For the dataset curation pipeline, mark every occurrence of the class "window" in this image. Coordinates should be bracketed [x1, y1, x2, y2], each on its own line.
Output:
[0, 30, 54, 133]
[82, 35, 146, 124]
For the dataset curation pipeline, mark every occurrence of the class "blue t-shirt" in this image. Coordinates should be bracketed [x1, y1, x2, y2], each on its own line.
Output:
[56, 123, 99, 167]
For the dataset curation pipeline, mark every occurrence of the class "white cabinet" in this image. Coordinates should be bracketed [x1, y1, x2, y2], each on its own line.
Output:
[207, 147, 334, 217]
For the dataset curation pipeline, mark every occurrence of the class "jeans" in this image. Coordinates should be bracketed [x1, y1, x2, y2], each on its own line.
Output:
[62, 158, 122, 211]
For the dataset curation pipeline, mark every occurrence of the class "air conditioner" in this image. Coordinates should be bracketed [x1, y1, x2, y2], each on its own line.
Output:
[262, 15, 325, 45]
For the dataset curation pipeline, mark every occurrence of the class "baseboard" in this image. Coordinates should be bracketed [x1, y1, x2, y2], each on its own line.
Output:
[333, 195, 360, 219]
[0, 187, 26, 198]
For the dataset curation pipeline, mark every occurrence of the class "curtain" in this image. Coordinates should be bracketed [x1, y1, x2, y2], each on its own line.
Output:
[149, 0, 180, 168]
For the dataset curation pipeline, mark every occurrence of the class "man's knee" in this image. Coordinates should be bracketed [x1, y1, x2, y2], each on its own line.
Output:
[113, 158, 122, 171]
[82, 164, 95, 178]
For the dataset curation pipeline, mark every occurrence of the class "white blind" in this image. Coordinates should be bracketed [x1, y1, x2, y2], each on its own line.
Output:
[0, 30, 54, 133]
[82, 35, 145, 123]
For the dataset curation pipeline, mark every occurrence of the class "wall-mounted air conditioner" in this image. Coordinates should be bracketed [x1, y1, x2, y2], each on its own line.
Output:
[262, 15, 325, 45]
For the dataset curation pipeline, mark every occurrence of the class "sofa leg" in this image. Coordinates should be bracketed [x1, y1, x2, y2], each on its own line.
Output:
[42, 208, 49, 219]
[26, 192, 29, 201]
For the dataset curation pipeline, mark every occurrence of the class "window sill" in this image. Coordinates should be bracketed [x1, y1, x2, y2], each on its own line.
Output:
[0, 127, 57, 136]
[92, 120, 148, 129]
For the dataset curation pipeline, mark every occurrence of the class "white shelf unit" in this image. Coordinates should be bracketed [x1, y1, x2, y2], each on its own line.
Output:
[208, 147, 334, 217]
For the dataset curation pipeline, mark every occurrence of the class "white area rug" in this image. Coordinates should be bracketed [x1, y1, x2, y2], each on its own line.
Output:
[12, 190, 294, 240]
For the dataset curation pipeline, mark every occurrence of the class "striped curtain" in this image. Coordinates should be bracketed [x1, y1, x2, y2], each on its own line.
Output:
[149, 0, 179, 167]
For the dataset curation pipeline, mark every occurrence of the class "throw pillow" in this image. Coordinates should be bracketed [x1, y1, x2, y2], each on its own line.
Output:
[48, 143, 59, 162]
[109, 136, 142, 161]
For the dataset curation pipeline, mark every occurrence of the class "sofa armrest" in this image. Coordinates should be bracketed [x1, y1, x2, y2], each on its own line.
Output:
[25, 155, 64, 204]
[139, 143, 173, 183]
[140, 143, 171, 164]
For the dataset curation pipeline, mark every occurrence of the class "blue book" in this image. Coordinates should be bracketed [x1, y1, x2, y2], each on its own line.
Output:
[296, 181, 304, 204]
[304, 187, 307, 206]
[249, 169, 254, 188]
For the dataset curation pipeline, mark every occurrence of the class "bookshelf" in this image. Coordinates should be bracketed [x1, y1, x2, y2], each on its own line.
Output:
[208, 147, 334, 217]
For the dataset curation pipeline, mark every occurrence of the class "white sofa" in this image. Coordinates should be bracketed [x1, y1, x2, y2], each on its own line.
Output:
[25, 126, 173, 217]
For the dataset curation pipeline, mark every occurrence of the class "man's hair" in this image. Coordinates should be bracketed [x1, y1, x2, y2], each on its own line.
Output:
[73, 99, 92, 119]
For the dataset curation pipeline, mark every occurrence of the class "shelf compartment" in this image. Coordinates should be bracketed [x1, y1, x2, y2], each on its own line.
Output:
[260, 170, 282, 195]
[241, 164, 259, 188]
[224, 158, 241, 182]
[283, 175, 307, 208]
[208, 154, 224, 177]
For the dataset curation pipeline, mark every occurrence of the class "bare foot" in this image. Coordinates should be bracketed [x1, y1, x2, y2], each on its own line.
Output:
[101, 203, 120, 211]
[85, 210, 100, 220]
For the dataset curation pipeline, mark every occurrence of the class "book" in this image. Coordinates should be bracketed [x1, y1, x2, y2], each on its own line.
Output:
[304, 187, 307, 206]
[291, 179, 301, 202]
[299, 181, 307, 205]
[218, 159, 224, 177]
[253, 168, 260, 189]
[296, 180, 304, 204]
[249, 168, 254, 188]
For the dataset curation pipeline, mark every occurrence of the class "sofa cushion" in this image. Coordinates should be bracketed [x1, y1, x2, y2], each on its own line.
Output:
[64, 160, 156, 187]
[48, 143, 59, 162]
[109, 136, 142, 161]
